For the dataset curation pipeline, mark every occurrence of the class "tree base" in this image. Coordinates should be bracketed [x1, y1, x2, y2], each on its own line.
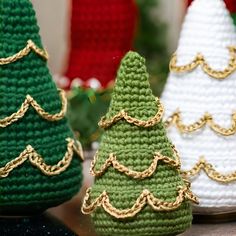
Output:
[0, 208, 44, 217]
[0, 213, 76, 236]
[193, 211, 236, 224]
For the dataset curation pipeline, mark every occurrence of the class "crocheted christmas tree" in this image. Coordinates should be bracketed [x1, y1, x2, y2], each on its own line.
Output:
[162, 0, 236, 213]
[82, 52, 198, 236]
[187, 0, 236, 24]
[62, 0, 137, 90]
[0, 0, 83, 214]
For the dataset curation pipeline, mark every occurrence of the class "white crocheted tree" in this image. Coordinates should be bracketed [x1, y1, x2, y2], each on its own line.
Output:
[162, 0, 236, 214]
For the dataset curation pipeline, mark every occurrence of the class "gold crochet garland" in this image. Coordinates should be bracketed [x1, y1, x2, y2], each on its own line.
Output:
[165, 111, 236, 136]
[0, 138, 83, 178]
[169, 46, 236, 79]
[99, 98, 164, 128]
[81, 186, 198, 219]
[0, 40, 49, 65]
[182, 157, 236, 183]
[91, 146, 180, 179]
[0, 89, 67, 128]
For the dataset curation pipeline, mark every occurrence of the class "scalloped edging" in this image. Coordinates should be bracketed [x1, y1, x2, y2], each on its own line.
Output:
[81, 186, 198, 219]
[165, 110, 236, 136]
[0, 89, 67, 128]
[0, 138, 83, 177]
[169, 46, 236, 79]
[91, 146, 180, 179]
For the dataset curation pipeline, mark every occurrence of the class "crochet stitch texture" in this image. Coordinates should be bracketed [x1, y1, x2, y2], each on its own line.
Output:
[82, 52, 196, 236]
[0, 0, 83, 214]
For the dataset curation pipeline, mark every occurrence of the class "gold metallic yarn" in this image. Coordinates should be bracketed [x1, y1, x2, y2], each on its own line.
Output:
[91, 146, 181, 179]
[0, 138, 83, 178]
[81, 186, 198, 219]
[169, 46, 236, 79]
[99, 98, 164, 128]
[0, 89, 67, 128]
[0, 40, 49, 65]
[165, 111, 236, 136]
[182, 157, 236, 183]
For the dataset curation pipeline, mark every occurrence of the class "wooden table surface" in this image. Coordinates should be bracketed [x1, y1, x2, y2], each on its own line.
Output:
[50, 193, 236, 236]
[181, 223, 236, 236]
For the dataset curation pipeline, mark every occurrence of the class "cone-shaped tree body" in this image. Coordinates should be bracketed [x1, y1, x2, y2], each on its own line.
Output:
[63, 0, 138, 90]
[82, 52, 197, 236]
[162, 0, 236, 213]
[0, 0, 83, 214]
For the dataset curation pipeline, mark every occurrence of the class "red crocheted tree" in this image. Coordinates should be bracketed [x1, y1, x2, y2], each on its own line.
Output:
[63, 0, 138, 90]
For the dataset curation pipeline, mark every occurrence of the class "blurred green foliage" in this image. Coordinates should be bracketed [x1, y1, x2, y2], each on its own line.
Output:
[67, 87, 111, 148]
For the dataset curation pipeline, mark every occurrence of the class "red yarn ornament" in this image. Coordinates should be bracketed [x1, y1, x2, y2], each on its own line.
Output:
[187, 0, 236, 13]
[63, 0, 138, 90]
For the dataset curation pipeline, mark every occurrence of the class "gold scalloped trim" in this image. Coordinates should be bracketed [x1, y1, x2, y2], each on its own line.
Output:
[182, 157, 236, 183]
[165, 111, 236, 136]
[0, 40, 49, 65]
[99, 98, 164, 128]
[91, 146, 180, 179]
[169, 46, 236, 79]
[81, 186, 198, 219]
[0, 138, 83, 177]
[0, 89, 67, 128]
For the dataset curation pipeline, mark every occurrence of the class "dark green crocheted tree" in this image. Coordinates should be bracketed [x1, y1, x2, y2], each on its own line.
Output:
[0, 0, 83, 214]
[82, 52, 197, 236]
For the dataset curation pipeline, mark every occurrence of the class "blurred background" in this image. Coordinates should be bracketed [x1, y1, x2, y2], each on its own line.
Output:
[29, 1, 236, 235]
[32, 0, 187, 149]
[31, 0, 185, 75]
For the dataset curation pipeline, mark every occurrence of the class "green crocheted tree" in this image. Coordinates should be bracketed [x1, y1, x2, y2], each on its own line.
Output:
[0, 0, 83, 214]
[82, 51, 198, 236]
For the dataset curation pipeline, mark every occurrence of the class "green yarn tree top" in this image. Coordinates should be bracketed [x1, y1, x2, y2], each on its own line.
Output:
[0, 0, 83, 214]
[106, 51, 157, 119]
[82, 51, 198, 236]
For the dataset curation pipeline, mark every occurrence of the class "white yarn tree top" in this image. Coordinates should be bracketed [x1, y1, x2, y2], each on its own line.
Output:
[177, 0, 236, 70]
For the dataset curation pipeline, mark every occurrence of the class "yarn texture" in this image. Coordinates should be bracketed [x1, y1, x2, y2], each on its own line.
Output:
[188, 0, 236, 13]
[82, 52, 197, 236]
[62, 0, 138, 89]
[0, 0, 83, 214]
[188, 0, 236, 25]
[162, 0, 236, 213]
